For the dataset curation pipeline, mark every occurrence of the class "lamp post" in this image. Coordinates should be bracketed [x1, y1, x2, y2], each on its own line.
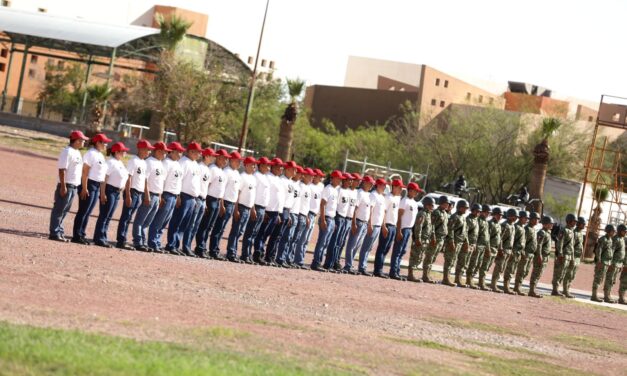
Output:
[237, 0, 270, 153]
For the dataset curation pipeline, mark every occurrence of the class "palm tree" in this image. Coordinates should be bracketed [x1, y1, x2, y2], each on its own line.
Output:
[276, 78, 305, 160]
[86, 83, 114, 134]
[585, 187, 609, 259]
[528, 117, 561, 211]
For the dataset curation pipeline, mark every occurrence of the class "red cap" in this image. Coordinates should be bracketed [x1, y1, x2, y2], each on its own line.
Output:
[351, 172, 362, 180]
[69, 130, 88, 141]
[362, 176, 375, 184]
[243, 156, 257, 164]
[304, 167, 315, 176]
[202, 148, 216, 157]
[375, 178, 388, 186]
[343, 173, 353, 180]
[214, 149, 230, 158]
[111, 142, 130, 153]
[314, 168, 325, 177]
[136, 139, 155, 150]
[92, 133, 112, 143]
[186, 141, 202, 151]
[283, 160, 298, 169]
[257, 157, 271, 165]
[331, 170, 344, 179]
[167, 142, 185, 152]
[295, 166, 305, 173]
[229, 151, 243, 160]
[407, 182, 424, 192]
[153, 141, 171, 151]
[391, 179, 405, 188]
[270, 157, 284, 166]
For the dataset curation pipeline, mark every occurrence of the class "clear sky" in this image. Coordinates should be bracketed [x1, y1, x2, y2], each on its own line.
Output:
[12, 0, 627, 104]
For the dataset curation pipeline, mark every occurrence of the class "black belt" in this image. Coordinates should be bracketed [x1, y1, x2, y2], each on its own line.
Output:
[149, 191, 160, 196]
[131, 188, 143, 195]
[65, 183, 77, 189]
[106, 184, 123, 192]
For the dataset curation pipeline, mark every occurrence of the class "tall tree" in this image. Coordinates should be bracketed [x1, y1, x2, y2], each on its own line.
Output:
[276, 78, 305, 160]
[529, 117, 561, 211]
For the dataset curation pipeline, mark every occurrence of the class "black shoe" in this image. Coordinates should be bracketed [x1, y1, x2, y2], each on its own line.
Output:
[181, 249, 196, 257]
[152, 247, 164, 254]
[209, 253, 225, 261]
[311, 265, 328, 272]
[359, 270, 373, 276]
[257, 259, 268, 266]
[117, 243, 135, 251]
[227, 257, 242, 263]
[280, 263, 291, 269]
[49, 234, 68, 242]
[298, 265, 308, 270]
[95, 241, 113, 248]
[169, 248, 183, 256]
[71, 237, 89, 245]
[135, 245, 149, 252]
[195, 250, 208, 258]
[374, 272, 389, 279]
[390, 274, 407, 281]
[242, 258, 255, 265]
[285, 262, 295, 268]
[81, 238, 92, 245]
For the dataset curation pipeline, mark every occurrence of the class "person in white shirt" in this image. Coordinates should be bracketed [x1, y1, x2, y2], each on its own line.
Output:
[272, 160, 299, 266]
[389, 182, 423, 279]
[277, 165, 304, 266]
[182, 147, 215, 255]
[373, 179, 404, 278]
[49, 130, 88, 242]
[209, 151, 244, 259]
[194, 149, 230, 258]
[294, 168, 325, 265]
[242, 157, 272, 264]
[93, 142, 129, 247]
[148, 142, 185, 252]
[257, 158, 286, 265]
[226, 156, 257, 262]
[166, 141, 203, 256]
[116, 139, 154, 250]
[291, 168, 314, 267]
[324, 173, 352, 271]
[332, 173, 361, 269]
[343, 175, 375, 274]
[358, 178, 388, 275]
[131, 141, 171, 251]
[311, 170, 343, 271]
[71, 133, 111, 244]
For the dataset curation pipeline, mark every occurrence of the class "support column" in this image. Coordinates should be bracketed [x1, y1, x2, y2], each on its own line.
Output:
[12, 43, 29, 114]
[1, 42, 15, 112]
[79, 55, 93, 124]
[100, 47, 116, 127]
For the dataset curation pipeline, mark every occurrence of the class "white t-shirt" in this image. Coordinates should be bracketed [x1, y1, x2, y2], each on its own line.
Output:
[162, 158, 182, 195]
[289, 179, 301, 213]
[238, 171, 257, 208]
[105, 158, 128, 189]
[253, 171, 270, 207]
[370, 191, 386, 226]
[321, 184, 339, 217]
[126, 156, 147, 192]
[207, 164, 227, 199]
[179, 156, 201, 197]
[384, 194, 401, 226]
[223, 166, 242, 203]
[399, 196, 419, 229]
[145, 156, 166, 195]
[309, 182, 323, 214]
[347, 189, 358, 218]
[83, 148, 107, 182]
[282, 176, 296, 211]
[266, 173, 285, 212]
[299, 182, 311, 216]
[57, 146, 83, 186]
[198, 162, 211, 199]
[354, 189, 373, 222]
[336, 187, 351, 217]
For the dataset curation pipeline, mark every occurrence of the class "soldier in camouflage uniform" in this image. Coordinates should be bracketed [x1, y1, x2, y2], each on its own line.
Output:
[479, 207, 502, 291]
[603, 224, 625, 303]
[562, 217, 586, 298]
[455, 203, 480, 287]
[514, 212, 539, 295]
[443, 200, 469, 286]
[528, 216, 554, 298]
[551, 214, 577, 297]
[467, 204, 490, 289]
[422, 196, 450, 283]
[491, 208, 518, 293]
[619, 246, 627, 305]
[502, 210, 528, 295]
[591, 224, 615, 302]
[408, 197, 434, 282]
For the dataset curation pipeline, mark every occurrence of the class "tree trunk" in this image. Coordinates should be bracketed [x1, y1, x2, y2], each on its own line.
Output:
[529, 138, 549, 212]
[276, 117, 294, 161]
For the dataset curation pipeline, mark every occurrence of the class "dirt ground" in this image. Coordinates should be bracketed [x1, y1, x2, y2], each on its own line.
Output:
[0, 127, 625, 375]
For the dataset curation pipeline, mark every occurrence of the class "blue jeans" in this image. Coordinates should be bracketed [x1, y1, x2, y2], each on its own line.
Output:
[255, 210, 280, 261]
[132, 193, 160, 248]
[93, 185, 121, 244]
[294, 212, 316, 266]
[374, 224, 397, 275]
[195, 196, 221, 253]
[358, 225, 381, 272]
[266, 208, 291, 262]
[226, 204, 251, 259]
[182, 197, 205, 253]
[288, 214, 307, 264]
[116, 189, 142, 245]
[390, 227, 412, 276]
[209, 200, 235, 256]
[166, 193, 198, 250]
[147, 192, 177, 250]
[276, 212, 298, 264]
[49, 183, 77, 237]
[324, 215, 347, 269]
[72, 179, 101, 240]
[343, 220, 368, 271]
[242, 205, 265, 260]
[312, 215, 336, 268]
[334, 216, 352, 266]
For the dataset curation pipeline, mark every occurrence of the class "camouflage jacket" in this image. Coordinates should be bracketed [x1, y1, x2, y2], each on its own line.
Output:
[412, 210, 433, 242]
[596, 235, 613, 266]
[477, 216, 490, 247]
[432, 207, 448, 240]
[466, 214, 479, 246]
[513, 222, 526, 253]
[536, 228, 552, 257]
[500, 221, 515, 251]
[488, 219, 502, 249]
[555, 226, 575, 259]
[446, 212, 467, 243]
[524, 225, 537, 255]
[611, 235, 625, 266]
[573, 227, 584, 258]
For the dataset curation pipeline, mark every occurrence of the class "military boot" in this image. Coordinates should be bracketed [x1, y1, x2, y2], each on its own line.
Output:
[490, 277, 503, 293]
[590, 285, 603, 302]
[513, 280, 525, 296]
[422, 267, 434, 284]
[551, 284, 564, 297]
[455, 271, 465, 288]
[442, 269, 455, 287]
[563, 283, 575, 299]
[528, 282, 543, 298]
[466, 274, 477, 289]
[503, 278, 515, 295]
[604, 289, 617, 304]
[478, 275, 489, 291]
[408, 268, 421, 283]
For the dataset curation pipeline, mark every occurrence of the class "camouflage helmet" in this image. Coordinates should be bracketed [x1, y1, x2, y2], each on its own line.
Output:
[529, 212, 540, 220]
[422, 197, 435, 206]
[492, 207, 502, 215]
[481, 204, 491, 212]
[471, 203, 482, 212]
[456, 199, 469, 209]
[518, 211, 529, 218]
[565, 213, 577, 223]
[577, 216, 586, 225]
[438, 195, 449, 205]
[506, 208, 518, 218]
[617, 224, 627, 233]
[605, 224, 616, 233]
[541, 216, 554, 225]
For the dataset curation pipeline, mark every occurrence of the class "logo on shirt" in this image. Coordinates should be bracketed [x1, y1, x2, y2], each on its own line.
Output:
[294, 190, 298, 198]
[155, 169, 161, 176]
[218, 176, 223, 183]
[304, 192, 309, 198]
[288, 185, 294, 194]
[136, 167, 143, 175]
[98, 160, 103, 165]
[249, 184, 253, 190]
[342, 197, 348, 204]
[350, 198, 356, 205]
[174, 171, 180, 178]
[410, 206, 414, 211]
[203, 174, 208, 182]
[314, 194, 319, 199]
[393, 203, 397, 209]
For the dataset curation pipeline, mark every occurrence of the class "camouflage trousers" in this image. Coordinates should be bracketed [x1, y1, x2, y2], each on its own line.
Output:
[443, 241, 463, 274]
[465, 245, 486, 279]
[603, 263, 623, 293]
[592, 263, 608, 290]
[515, 253, 534, 285]
[455, 245, 476, 278]
[422, 238, 445, 271]
[619, 267, 627, 296]
[551, 255, 572, 288]
[408, 240, 429, 270]
[492, 250, 512, 282]
[563, 257, 581, 290]
[503, 251, 522, 281]
[479, 246, 498, 280]
[530, 254, 549, 285]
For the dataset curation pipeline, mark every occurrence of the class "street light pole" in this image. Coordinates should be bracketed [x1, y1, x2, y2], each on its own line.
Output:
[238, 0, 270, 153]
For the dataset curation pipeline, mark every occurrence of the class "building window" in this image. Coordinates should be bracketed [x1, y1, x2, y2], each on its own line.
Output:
[30, 55, 38, 64]
[0, 62, 5, 72]
[478, 95, 483, 103]
[440, 101, 445, 108]
[444, 80, 449, 88]
[28, 68, 36, 78]
[435, 78, 440, 86]
[466, 92, 471, 100]
[0, 48, 7, 58]
[489, 97, 494, 105]
[588, 116, 593, 122]
[431, 99, 436, 106]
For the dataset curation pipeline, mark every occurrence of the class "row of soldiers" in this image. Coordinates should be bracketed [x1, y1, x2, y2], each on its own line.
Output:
[406, 196, 626, 304]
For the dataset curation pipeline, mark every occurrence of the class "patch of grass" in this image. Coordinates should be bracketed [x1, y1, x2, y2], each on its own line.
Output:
[471, 340, 549, 358]
[425, 317, 528, 338]
[552, 334, 627, 356]
[0, 321, 350, 375]
[178, 326, 252, 342]
[251, 319, 304, 331]
[547, 296, 627, 316]
[386, 337, 484, 358]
